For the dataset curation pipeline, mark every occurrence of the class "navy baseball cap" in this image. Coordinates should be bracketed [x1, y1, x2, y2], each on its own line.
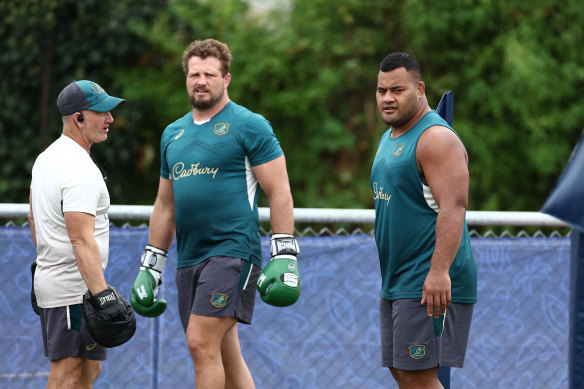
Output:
[57, 80, 125, 116]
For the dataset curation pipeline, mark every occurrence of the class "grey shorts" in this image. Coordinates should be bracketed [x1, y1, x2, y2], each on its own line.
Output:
[380, 298, 474, 370]
[39, 304, 107, 361]
[175, 256, 260, 331]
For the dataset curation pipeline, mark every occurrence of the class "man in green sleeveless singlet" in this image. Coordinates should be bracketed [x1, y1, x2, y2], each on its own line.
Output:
[370, 52, 477, 389]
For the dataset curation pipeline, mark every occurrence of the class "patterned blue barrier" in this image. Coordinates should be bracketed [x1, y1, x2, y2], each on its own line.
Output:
[0, 227, 569, 388]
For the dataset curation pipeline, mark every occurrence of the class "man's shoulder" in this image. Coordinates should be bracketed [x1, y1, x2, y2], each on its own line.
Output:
[421, 110, 452, 131]
[419, 125, 463, 149]
[161, 112, 191, 142]
[227, 101, 267, 125]
[35, 136, 80, 165]
[165, 111, 192, 130]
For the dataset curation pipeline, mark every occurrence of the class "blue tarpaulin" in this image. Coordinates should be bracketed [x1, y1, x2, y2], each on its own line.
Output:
[541, 128, 584, 389]
[541, 129, 584, 231]
[435, 90, 454, 127]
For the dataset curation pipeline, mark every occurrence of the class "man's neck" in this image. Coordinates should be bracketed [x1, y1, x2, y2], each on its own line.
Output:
[62, 127, 91, 154]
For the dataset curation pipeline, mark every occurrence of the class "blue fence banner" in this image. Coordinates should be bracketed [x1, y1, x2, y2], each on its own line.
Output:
[0, 227, 570, 388]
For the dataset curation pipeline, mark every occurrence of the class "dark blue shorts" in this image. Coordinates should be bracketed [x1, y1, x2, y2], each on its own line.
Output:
[175, 256, 260, 331]
[39, 304, 107, 361]
[380, 298, 474, 370]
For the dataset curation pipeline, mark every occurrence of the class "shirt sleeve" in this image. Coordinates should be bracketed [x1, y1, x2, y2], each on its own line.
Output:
[160, 129, 171, 179]
[243, 113, 283, 166]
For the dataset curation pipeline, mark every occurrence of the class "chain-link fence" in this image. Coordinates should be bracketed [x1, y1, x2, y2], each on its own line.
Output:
[0, 206, 571, 388]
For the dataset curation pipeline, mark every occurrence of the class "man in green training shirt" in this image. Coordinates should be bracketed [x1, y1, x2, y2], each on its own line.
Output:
[130, 39, 301, 388]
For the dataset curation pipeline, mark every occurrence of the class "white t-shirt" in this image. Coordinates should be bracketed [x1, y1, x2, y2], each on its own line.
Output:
[31, 134, 110, 308]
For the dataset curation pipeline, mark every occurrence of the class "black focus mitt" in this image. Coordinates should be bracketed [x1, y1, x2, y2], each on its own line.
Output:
[30, 260, 40, 315]
[83, 286, 136, 348]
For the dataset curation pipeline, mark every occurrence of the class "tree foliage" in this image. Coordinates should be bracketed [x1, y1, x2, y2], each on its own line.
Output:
[400, 0, 584, 210]
[2, 0, 584, 212]
[0, 0, 164, 203]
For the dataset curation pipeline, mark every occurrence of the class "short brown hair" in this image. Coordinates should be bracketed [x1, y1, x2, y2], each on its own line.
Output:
[182, 39, 232, 76]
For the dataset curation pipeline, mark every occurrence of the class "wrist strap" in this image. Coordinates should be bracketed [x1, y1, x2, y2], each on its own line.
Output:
[141, 245, 168, 273]
[146, 245, 167, 256]
[272, 254, 298, 261]
[270, 234, 299, 257]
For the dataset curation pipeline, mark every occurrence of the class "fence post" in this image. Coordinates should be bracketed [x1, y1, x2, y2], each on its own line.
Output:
[438, 366, 451, 388]
[570, 230, 584, 389]
[436, 90, 453, 389]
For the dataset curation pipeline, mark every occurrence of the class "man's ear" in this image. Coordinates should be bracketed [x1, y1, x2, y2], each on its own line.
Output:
[417, 80, 425, 97]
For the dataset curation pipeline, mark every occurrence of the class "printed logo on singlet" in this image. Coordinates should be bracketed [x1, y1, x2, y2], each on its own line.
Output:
[213, 123, 230, 135]
[372, 182, 391, 205]
[392, 144, 405, 157]
[172, 162, 219, 180]
[211, 293, 228, 308]
[409, 345, 426, 359]
[175, 129, 185, 140]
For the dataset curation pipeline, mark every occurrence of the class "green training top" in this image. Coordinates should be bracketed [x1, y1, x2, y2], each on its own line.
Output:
[160, 101, 283, 268]
[370, 110, 477, 303]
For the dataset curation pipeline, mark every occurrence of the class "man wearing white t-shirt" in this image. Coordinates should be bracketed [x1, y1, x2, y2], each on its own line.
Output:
[28, 80, 125, 389]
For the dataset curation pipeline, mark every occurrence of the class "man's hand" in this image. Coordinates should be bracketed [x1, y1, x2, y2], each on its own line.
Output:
[421, 269, 451, 318]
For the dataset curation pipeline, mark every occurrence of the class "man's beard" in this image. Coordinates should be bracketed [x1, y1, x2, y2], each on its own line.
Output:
[190, 88, 224, 110]
[381, 103, 418, 128]
[383, 115, 408, 128]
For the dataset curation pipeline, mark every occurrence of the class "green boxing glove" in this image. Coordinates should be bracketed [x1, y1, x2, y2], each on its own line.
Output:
[257, 234, 301, 307]
[131, 245, 168, 317]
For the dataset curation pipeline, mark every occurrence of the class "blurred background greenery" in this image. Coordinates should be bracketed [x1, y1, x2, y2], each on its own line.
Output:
[1, 0, 583, 212]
